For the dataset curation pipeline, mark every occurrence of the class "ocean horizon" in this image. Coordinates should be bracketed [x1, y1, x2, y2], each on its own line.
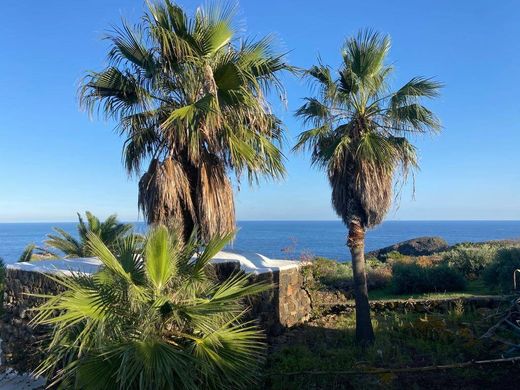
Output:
[1, 220, 520, 264]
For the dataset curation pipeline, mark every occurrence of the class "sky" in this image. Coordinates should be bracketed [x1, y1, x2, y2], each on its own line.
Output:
[1, 0, 519, 222]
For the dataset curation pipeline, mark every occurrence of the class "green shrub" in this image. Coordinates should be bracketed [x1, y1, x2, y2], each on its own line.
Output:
[0, 258, 5, 312]
[483, 247, 520, 293]
[392, 263, 466, 294]
[428, 265, 467, 292]
[307, 257, 353, 290]
[443, 245, 496, 278]
[366, 267, 392, 290]
[392, 263, 428, 294]
[381, 251, 409, 262]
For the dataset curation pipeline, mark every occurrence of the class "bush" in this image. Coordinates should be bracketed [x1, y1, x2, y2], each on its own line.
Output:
[443, 245, 496, 279]
[429, 265, 467, 292]
[307, 257, 353, 290]
[366, 267, 392, 290]
[392, 263, 428, 294]
[0, 257, 5, 312]
[307, 257, 392, 291]
[392, 263, 466, 294]
[483, 247, 520, 293]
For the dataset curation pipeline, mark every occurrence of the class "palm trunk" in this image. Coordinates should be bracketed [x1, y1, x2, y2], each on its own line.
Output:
[347, 219, 375, 345]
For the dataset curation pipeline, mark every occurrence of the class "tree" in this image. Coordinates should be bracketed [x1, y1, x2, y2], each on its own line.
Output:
[44, 211, 134, 258]
[294, 30, 442, 344]
[32, 226, 268, 389]
[79, 1, 290, 241]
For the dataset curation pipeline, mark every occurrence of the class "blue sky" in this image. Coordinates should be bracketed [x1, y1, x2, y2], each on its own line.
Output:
[1, 0, 519, 222]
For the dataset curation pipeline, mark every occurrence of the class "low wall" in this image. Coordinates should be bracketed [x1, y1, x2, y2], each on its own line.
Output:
[0, 262, 311, 372]
[312, 291, 510, 315]
[0, 269, 63, 372]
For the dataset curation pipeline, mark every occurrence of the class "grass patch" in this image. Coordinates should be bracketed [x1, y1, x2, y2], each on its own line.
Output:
[264, 308, 520, 389]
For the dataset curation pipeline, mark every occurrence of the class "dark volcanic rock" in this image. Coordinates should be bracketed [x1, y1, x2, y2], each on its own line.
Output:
[366, 236, 449, 261]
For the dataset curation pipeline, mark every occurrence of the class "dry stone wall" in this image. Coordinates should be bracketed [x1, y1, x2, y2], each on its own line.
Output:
[0, 269, 63, 372]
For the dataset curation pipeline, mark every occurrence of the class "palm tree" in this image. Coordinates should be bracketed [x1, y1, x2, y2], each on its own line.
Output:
[294, 30, 442, 344]
[32, 226, 268, 389]
[79, 1, 290, 241]
[44, 211, 134, 258]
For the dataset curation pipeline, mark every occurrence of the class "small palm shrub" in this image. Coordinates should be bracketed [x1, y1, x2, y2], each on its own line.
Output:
[443, 245, 497, 279]
[19, 212, 135, 262]
[483, 247, 520, 293]
[45, 211, 134, 258]
[32, 226, 268, 389]
[392, 263, 466, 294]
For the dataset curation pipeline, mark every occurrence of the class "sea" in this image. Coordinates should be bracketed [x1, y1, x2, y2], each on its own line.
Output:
[1, 220, 520, 264]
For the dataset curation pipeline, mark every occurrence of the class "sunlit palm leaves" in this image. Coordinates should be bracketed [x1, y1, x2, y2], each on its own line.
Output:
[294, 29, 442, 228]
[32, 226, 268, 389]
[44, 211, 134, 258]
[80, 1, 291, 241]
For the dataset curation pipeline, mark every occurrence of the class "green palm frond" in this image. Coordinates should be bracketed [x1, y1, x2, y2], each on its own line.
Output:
[33, 225, 268, 389]
[295, 29, 442, 228]
[18, 244, 36, 263]
[44, 212, 136, 258]
[79, 0, 292, 241]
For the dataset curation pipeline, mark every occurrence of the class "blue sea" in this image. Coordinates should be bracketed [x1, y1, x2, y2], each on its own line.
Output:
[1, 221, 520, 264]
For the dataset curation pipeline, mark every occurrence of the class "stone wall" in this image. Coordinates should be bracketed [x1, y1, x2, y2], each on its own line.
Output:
[212, 262, 311, 335]
[311, 291, 510, 315]
[0, 269, 64, 372]
[0, 263, 312, 372]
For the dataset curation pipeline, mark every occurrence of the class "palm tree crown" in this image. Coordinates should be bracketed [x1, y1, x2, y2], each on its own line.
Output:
[33, 226, 268, 389]
[294, 30, 441, 229]
[80, 1, 291, 240]
[45, 211, 134, 258]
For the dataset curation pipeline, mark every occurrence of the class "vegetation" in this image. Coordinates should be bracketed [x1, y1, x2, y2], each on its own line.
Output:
[305, 239, 520, 300]
[305, 257, 391, 292]
[483, 247, 520, 293]
[18, 243, 40, 262]
[79, 0, 291, 242]
[32, 226, 268, 389]
[391, 263, 466, 294]
[19, 212, 134, 261]
[265, 309, 520, 389]
[0, 257, 5, 312]
[294, 29, 442, 344]
[443, 244, 497, 279]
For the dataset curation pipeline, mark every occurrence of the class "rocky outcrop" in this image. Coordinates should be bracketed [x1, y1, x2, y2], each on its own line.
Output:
[367, 236, 449, 261]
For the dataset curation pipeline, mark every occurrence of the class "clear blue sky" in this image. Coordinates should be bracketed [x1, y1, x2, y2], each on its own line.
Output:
[1, 0, 519, 222]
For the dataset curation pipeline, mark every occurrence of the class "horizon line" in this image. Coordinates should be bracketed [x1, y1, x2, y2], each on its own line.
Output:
[2, 219, 520, 224]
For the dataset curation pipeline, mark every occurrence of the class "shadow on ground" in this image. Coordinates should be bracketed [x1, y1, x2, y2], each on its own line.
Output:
[262, 313, 520, 390]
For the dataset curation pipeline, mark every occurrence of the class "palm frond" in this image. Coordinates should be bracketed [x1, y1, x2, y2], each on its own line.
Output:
[32, 224, 268, 389]
[296, 29, 442, 228]
[80, 0, 291, 242]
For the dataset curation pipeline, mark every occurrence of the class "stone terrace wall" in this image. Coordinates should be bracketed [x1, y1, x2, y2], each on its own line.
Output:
[0, 263, 312, 372]
[0, 269, 64, 372]
[311, 291, 510, 316]
[212, 262, 311, 335]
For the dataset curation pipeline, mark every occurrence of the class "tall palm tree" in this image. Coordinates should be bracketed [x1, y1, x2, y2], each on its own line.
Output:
[80, 1, 290, 241]
[294, 30, 442, 344]
[32, 226, 268, 389]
